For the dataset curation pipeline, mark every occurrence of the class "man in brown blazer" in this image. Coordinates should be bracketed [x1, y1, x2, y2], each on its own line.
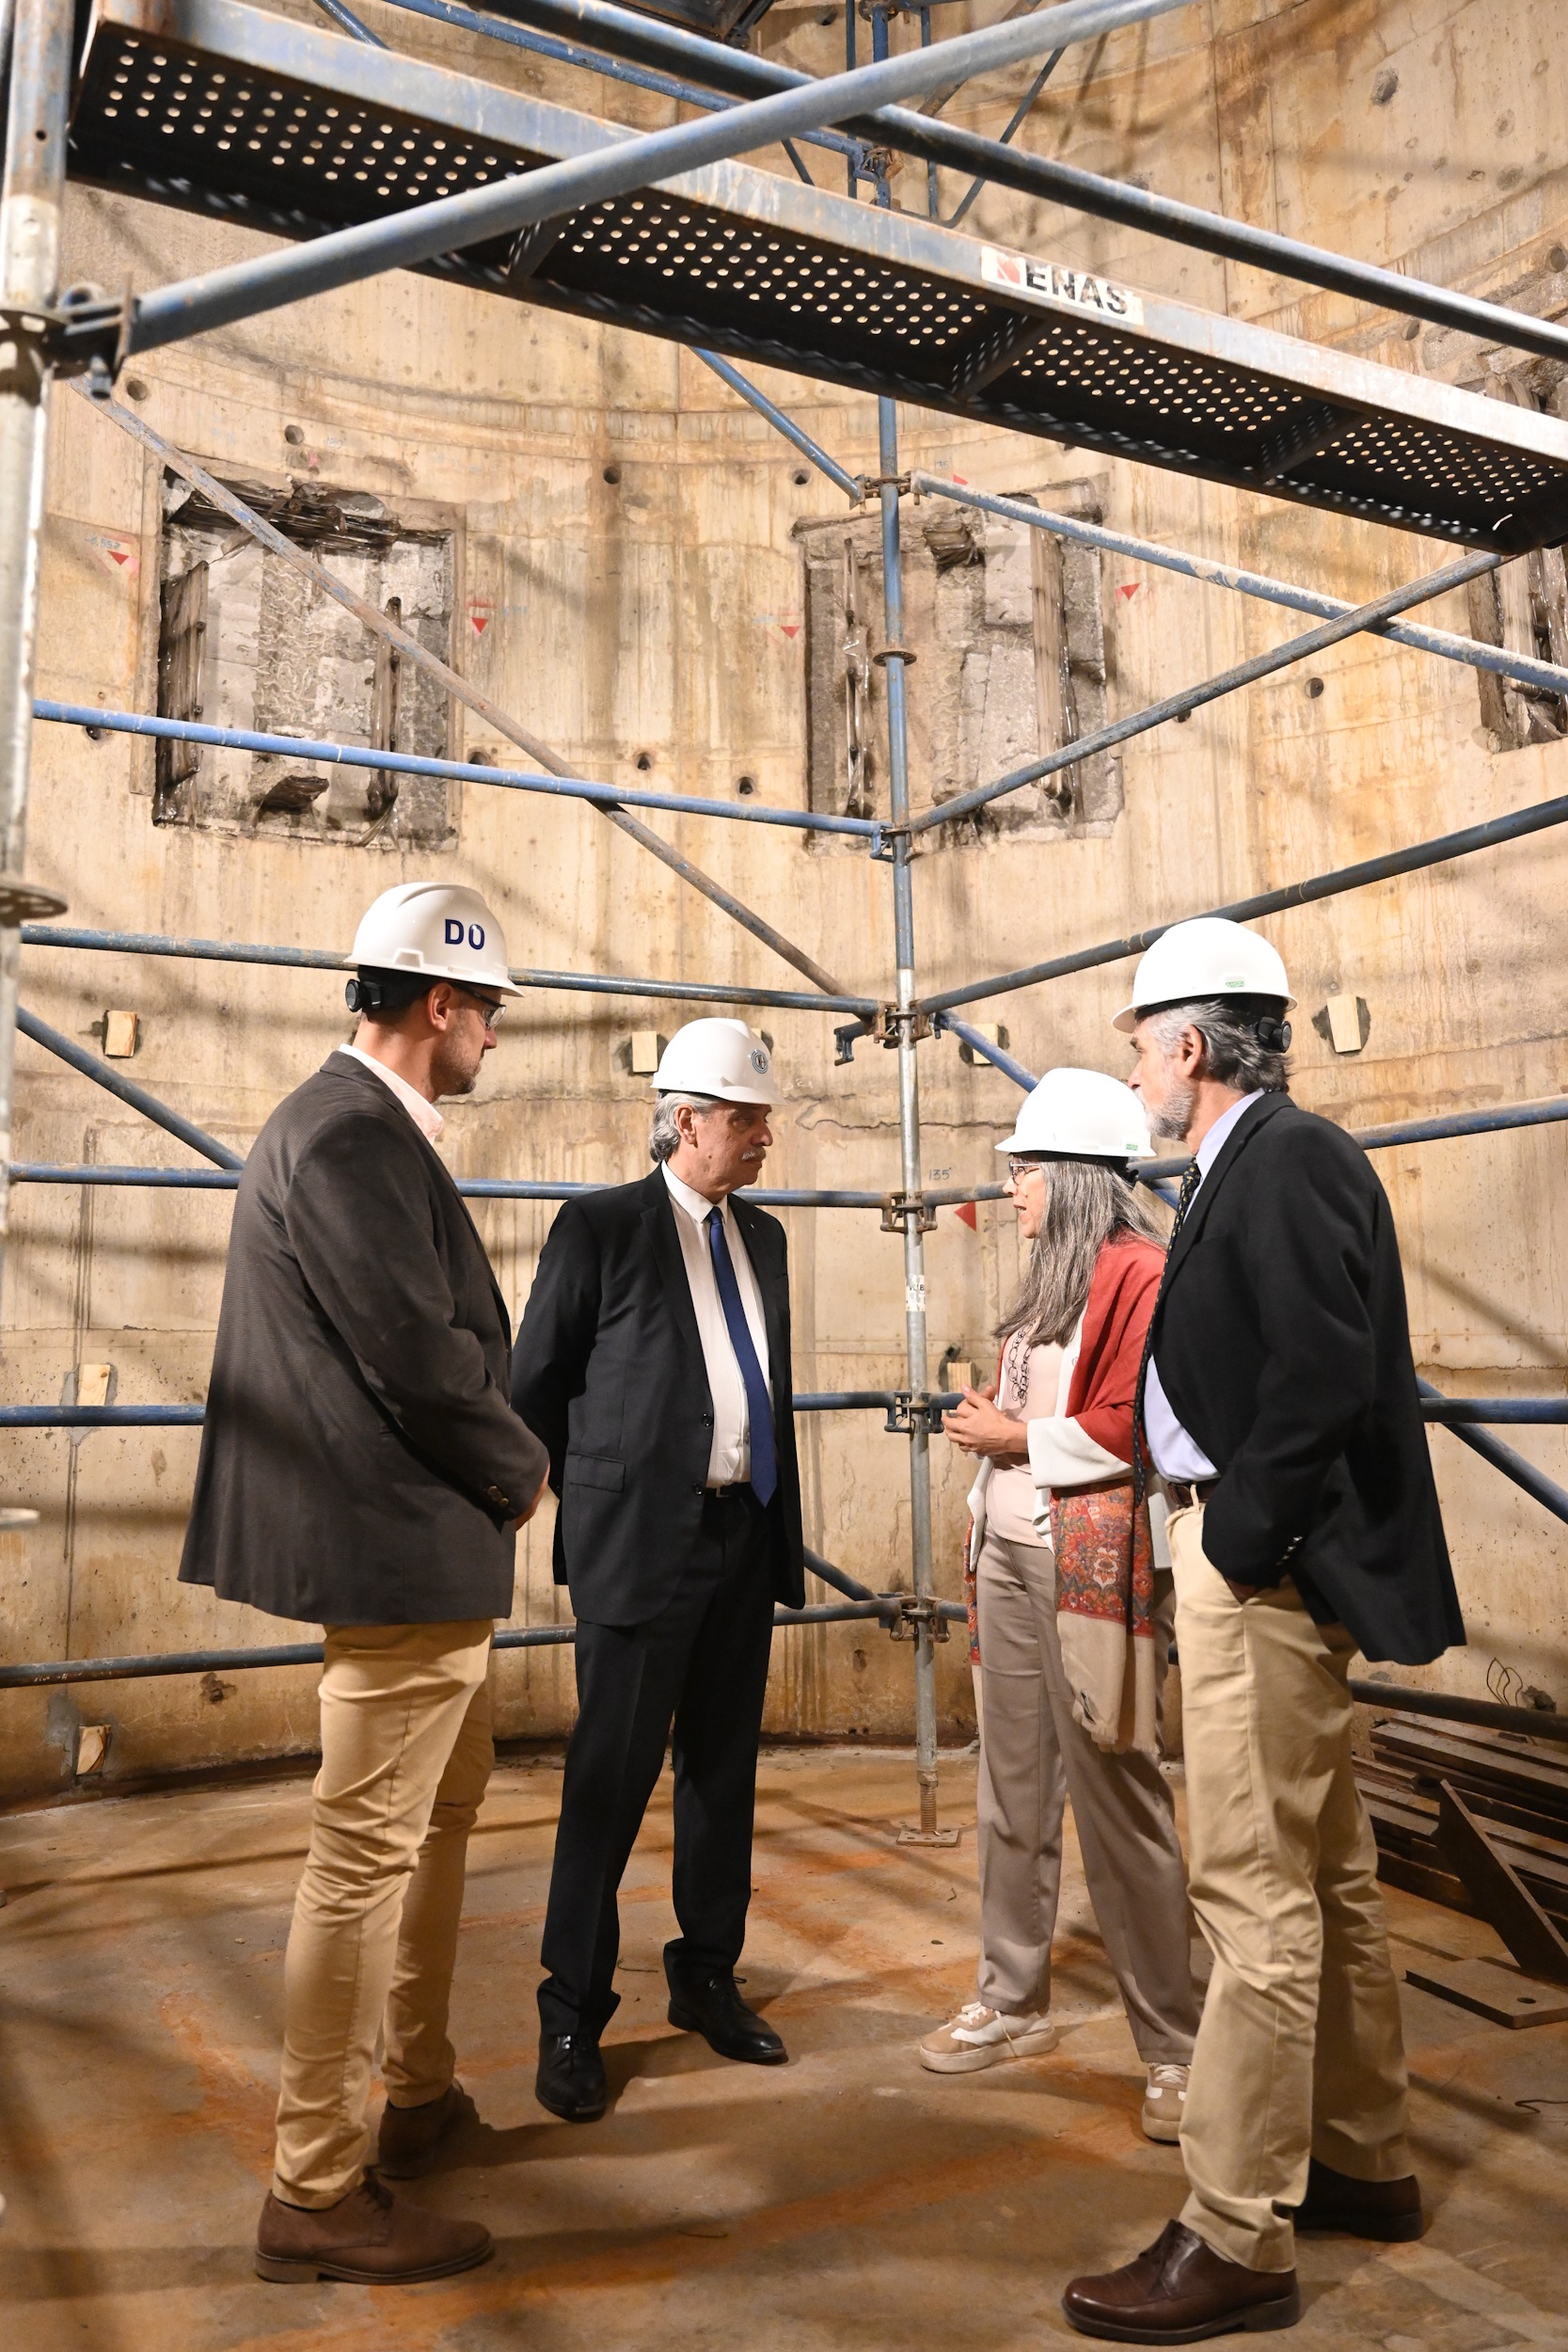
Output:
[181, 881, 548, 2288]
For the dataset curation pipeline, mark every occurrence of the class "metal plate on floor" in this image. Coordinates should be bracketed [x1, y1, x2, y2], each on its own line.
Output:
[70, 0, 1568, 552]
[1405, 1954, 1568, 2026]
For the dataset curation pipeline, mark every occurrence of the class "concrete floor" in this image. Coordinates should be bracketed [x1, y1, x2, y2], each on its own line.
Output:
[1, 1747, 1566, 2352]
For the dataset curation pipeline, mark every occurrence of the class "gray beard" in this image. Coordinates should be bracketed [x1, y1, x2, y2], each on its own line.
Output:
[1148, 1073, 1197, 1142]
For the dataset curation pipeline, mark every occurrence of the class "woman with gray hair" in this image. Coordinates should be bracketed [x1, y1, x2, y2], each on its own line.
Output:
[918, 1069, 1199, 2145]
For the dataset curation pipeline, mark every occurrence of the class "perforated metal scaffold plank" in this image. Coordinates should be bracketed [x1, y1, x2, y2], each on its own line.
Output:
[71, 0, 1568, 552]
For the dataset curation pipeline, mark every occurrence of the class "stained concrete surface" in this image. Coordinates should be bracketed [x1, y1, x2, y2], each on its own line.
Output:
[0, 1745, 1565, 2351]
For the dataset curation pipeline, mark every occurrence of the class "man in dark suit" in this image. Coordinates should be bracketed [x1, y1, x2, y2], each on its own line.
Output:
[513, 1017, 804, 2122]
[1063, 917, 1464, 2346]
[181, 881, 548, 2288]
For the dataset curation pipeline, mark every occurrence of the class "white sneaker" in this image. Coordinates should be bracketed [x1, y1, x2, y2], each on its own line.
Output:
[1142, 2061, 1189, 2142]
[918, 2001, 1059, 2074]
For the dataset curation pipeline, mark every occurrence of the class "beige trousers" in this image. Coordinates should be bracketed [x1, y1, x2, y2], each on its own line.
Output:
[273, 1619, 495, 2208]
[974, 1531, 1197, 2062]
[1168, 1504, 1411, 2272]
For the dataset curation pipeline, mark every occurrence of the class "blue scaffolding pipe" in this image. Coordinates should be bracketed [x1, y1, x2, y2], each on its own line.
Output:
[911, 475, 1568, 708]
[695, 351, 863, 501]
[921, 793, 1568, 1016]
[910, 546, 1502, 836]
[943, 43, 1065, 231]
[18, 1008, 244, 1170]
[1418, 1379, 1568, 1532]
[116, 0, 1191, 353]
[8, 1396, 1560, 1429]
[378, 0, 863, 166]
[13, 1091, 1568, 1197]
[19, 925, 875, 1017]
[499, 0, 1568, 369]
[310, 0, 387, 41]
[4, 1165, 1006, 1209]
[37, 701, 879, 842]
[932, 1012, 1043, 1091]
[0, 1602, 966, 1688]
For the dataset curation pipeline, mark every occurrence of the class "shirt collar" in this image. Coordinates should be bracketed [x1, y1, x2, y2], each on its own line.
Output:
[337, 1043, 445, 1142]
[1195, 1089, 1264, 1182]
[662, 1162, 728, 1227]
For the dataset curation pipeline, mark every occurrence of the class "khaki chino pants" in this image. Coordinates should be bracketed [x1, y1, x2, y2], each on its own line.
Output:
[273, 1619, 495, 2208]
[1167, 1504, 1411, 2272]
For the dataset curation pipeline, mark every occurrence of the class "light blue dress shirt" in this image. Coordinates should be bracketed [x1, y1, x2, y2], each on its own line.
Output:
[1144, 1090, 1264, 1480]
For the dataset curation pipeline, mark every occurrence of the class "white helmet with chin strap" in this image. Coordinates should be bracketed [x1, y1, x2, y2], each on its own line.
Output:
[1112, 915, 1294, 1042]
[996, 1067, 1151, 1164]
[652, 1018, 774, 1105]
[347, 881, 521, 1011]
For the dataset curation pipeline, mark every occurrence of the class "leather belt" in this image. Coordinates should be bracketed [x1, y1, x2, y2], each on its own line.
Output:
[1164, 1476, 1220, 1508]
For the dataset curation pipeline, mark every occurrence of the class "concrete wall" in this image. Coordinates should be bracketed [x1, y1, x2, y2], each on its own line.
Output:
[4, 0, 1567, 1800]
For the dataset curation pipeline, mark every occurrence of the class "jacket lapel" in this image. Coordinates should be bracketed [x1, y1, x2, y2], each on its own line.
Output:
[1162, 1092, 1287, 1293]
[641, 1169, 711, 1396]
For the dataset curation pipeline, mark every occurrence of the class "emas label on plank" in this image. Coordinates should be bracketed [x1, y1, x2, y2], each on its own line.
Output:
[980, 247, 1145, 330]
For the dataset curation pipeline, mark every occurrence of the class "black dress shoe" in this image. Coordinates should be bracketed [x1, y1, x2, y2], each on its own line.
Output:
[534, 2031, 607, 2122]
[1290, 2156, 1423, 2241]
[666, 1966, 787, 2065]
[1063, 2220, 1300, 2343]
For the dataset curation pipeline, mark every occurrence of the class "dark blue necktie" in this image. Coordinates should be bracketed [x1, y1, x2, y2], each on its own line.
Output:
[705, 1206, 777, 1505]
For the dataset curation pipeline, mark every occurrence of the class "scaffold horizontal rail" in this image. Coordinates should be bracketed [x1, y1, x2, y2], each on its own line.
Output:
[35, 699, 879, 840]
[20, 922, 878, 1016]
[67, 0, 1568, 550]
[4, 1396, 1561, 1427]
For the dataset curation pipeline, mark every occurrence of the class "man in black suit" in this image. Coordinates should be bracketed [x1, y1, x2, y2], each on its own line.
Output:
[513, 1017, 804, 2122]
[182, 881, 549, 2287]
[1063, 917, 1464, 2346]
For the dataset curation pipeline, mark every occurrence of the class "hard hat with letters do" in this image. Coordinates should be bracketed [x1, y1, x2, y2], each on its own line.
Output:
[652, 1018, 774, 1105]
[347, 881, 522, 1010]
[995, 1067, 1151, 1164]
[1112, 915, 1294, 1035]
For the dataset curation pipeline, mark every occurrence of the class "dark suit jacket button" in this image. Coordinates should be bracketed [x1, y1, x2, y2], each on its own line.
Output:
[693, 1483, 705, 1496]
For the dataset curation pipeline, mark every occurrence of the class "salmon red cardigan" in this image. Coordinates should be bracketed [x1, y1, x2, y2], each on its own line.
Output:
[1057, 1234, 1164, 1470]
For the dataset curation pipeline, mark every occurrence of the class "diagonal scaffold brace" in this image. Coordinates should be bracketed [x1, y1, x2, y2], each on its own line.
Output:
[78, 386, 860, 1005]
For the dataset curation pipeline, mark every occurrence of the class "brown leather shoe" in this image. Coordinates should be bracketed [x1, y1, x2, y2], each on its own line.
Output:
[1063, 2220, 1301, 2343]
[374, 2082, 478, 2178]
[1290, 2157, 1423, 2242]
[255, 2169, 494, 2284]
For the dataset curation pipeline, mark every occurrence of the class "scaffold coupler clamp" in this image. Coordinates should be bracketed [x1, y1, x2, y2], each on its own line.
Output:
[881, 1391, 946, 1434]
[853, 469, 911, 504]
[22, 282, 133, 387]
[872, 1003, 934, 1051]
[882, 1592, 951, 1645]
[879, 1191, 938, 1234]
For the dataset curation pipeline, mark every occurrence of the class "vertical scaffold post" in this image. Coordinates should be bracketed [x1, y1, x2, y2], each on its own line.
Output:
[0, 0, 72, 1291]
[870, 1, 943, 1845]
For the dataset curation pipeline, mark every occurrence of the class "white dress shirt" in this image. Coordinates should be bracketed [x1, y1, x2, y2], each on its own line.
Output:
[1145, 1089, 1264, 1481]
[336, 1042, 445, 1142]
[661, 1163, 772, 1487]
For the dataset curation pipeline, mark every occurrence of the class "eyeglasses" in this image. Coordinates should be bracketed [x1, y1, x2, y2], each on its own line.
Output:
[455, 989, 505, 1028]
[1006, 1156, 1047, 1182]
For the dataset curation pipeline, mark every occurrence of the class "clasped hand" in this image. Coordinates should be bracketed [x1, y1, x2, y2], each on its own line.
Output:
[940, 1383, 1029, 1465]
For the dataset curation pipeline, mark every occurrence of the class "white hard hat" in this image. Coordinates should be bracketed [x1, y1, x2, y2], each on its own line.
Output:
[996, 1067, 1151, 1163]
[652, 1018, 774, 1105]
[350, 881, 521, 995]
[1112, 916, 1293, 1034]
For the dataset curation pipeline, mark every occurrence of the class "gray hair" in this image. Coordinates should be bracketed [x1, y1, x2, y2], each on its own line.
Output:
[998, 1160, 1167, 1349]
[1144, 997, 1291, 1096]
[649, 1091, 718, 1164]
